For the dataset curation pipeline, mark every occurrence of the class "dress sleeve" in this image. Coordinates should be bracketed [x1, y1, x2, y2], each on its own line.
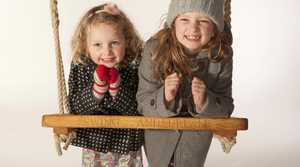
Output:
[108, 66, 140, 116]
[136, 40, 182, 117]
[68, 63, 112, 115]
[194, 56, 234, 117]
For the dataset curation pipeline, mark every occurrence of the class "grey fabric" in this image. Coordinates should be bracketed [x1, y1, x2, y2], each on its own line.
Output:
[136, 39, 182, 118]
[166, 0, 225, 31]
[137, 39, 234, 167]
[145, 130, 212, 167]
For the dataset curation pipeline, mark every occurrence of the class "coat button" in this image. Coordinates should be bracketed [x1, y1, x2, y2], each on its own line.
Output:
[216, 97, 221, 105]
[150, 99, 155, 106]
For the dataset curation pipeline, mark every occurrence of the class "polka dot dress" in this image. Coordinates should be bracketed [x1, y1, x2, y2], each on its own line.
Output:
[68, 59, 144, 154]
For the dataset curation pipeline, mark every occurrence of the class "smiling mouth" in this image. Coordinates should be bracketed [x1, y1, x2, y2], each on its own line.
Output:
[185, 35, 201, 41]
[101, 58, 115, 63]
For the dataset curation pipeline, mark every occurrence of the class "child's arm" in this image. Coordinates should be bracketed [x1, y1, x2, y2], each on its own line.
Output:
[68, 63, 111, 115]
[93, 65, 109, 100]
[136, 40, 182, 117]
[193, 57, 234, 117]
[107, 66, 140, 116]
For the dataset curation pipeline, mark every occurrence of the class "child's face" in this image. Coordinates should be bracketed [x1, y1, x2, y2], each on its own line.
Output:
[174, 11, 215, 55]
[87, 23, 126, 68]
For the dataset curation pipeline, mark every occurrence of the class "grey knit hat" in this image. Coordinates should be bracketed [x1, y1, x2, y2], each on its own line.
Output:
[166, 0, 225, 32]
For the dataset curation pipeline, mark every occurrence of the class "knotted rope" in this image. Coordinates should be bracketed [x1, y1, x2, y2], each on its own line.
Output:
[214, 0, 236, 153]
[50, 0, 75, 156]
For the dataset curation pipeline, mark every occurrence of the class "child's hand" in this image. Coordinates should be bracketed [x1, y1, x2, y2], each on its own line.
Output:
[95, 65, 109, 83]
[191, 77, 206, 111]
[108, 68, 120, 97]
[164, 73, 181, 103]
[93, 65, 109, 99]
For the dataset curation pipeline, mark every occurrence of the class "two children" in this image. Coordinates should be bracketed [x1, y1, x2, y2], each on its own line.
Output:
[137, 0, 234, 166]
[68, 0, 234, 167]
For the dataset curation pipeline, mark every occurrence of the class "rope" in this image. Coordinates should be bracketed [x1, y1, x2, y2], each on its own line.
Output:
[214, 0, 236, 153]
[50, 0, 73, 156]
[50, 0, 69, 115]
[215, 134, 236, 153]
[224, 0, 232, 27]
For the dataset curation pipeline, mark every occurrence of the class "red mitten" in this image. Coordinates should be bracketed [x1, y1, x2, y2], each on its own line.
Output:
[95, 65, 109, 82]
[108, 68, 119, 84]
[93, 65, 109, 100]
[108, 68, 120, 97]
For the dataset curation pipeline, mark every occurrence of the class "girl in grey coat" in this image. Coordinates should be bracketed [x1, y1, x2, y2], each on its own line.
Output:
[136, 0, 234, 166]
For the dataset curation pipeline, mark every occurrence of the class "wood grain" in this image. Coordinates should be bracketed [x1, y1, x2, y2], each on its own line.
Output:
[42, 114, 248, 131]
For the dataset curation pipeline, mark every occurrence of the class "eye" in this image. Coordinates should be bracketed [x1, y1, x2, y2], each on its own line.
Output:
[93, 43, 102, 47]
[199, 19, 210, 24]
[179, 18, 189, 22]
[111, 41, 121, 47]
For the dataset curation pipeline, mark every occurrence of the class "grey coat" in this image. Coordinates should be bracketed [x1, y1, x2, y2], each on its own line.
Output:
[137, 39, 234, 167]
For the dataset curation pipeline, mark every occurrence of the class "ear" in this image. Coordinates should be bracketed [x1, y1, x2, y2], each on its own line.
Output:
[210, 30, 219, 42]
[210, 32, 215, 39]
[210, 23, 219, 39]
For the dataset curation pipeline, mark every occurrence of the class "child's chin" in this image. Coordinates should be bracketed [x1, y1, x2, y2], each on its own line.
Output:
[102, 63, 116, 68]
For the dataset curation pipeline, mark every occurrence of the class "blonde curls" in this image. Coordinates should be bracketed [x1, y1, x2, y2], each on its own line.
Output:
[71, 4, 143, 67]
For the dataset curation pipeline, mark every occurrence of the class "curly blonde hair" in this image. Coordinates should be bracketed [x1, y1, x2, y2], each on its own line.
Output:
[71, 4, 143, 67]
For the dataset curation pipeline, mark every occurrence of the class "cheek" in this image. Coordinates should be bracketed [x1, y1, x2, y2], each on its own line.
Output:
[206, 26, 215, 39]
[87, 47, 100, 63]
[174, 21, 184, 36]
[175, 25, 184, 37]
[175, 28, 186, 45]
[90, 54, 99, 64]
[116, 47, 126, 61]
[88, 48, 97, 58]
[175, 29, 180, 40]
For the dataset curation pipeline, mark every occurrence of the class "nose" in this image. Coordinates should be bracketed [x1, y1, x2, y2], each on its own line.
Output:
[102, 45, 112, 56]
[189, 21, 200, 32]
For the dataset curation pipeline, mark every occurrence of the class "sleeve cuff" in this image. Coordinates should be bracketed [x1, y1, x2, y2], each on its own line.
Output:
[194, 90, 229, 117]
[195, 95, 209, 113]
[155, 86, 181, 117]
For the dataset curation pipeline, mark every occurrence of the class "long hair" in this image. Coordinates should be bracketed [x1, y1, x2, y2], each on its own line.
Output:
[151, 21, 229, 81]
[71, 4, 143, 67]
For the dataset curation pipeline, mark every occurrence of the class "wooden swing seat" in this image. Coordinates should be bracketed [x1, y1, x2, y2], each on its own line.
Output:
[42, 114, 248, 138]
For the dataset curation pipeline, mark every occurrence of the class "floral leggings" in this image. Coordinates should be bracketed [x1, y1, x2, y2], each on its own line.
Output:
[82, 149, 143, 167]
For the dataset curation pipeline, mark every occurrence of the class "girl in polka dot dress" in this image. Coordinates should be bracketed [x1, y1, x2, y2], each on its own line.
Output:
[68, 3, 144, 167]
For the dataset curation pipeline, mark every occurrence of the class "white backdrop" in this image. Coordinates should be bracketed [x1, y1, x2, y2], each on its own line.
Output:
[1, 0, 300, 166]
